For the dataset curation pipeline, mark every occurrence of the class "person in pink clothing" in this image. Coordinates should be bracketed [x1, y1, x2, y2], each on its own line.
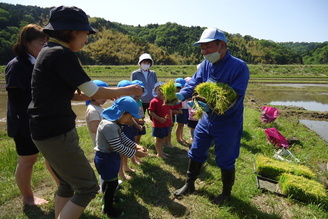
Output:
[185, 76, 199, 144]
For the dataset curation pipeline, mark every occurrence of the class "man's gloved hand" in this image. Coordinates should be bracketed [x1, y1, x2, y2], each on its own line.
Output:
[176, 93, 185, 101]
[188, 100, 210, 112]
[198, 101, 210, 112]
[187, 101, 194, 108]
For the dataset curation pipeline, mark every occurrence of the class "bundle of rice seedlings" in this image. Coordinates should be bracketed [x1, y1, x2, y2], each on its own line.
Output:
[255, 155, 315, 180]
[192, 82, 237, 119]
[279, 173, 327, 208]
[161, 80, 178, 105]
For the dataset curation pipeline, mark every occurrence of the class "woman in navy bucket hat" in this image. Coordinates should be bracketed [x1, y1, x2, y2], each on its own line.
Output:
[43, 6, 96, 34]
[28, 6, 143, 218]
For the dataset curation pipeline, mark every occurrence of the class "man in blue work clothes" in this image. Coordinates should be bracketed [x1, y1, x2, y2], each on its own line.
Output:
[174, 28, 250, 204]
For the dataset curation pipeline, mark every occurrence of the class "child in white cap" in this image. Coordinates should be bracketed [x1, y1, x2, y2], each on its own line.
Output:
[94, 96, 148, 217]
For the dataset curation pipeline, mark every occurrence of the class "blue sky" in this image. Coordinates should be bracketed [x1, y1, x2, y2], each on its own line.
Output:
[1, 0, 327, 42]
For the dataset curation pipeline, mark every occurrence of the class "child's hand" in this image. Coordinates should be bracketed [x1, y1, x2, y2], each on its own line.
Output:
[159, 117, 166, 123]
[135, 145, 147, 151]
[135, 145, 148, 158]
[137, 118, 145, 125]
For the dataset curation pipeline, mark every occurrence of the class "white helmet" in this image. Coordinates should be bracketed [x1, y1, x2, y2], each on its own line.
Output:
[138, 53, 153, 66]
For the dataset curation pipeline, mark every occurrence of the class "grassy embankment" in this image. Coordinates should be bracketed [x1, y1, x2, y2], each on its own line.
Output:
[0, 65, 327, 218]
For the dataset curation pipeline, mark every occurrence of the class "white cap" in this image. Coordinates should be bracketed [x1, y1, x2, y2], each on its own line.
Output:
[193, 28, 227, 46]
[138, 53, 153, 66]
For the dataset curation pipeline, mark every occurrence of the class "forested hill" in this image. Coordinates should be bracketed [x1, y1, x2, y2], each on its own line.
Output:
[1, 3, 327, 65]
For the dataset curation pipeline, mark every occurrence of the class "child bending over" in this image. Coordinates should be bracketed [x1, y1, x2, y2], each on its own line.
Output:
[94, 96, 148, 217]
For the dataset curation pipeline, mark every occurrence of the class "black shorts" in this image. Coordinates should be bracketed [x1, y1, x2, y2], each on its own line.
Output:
[177, 109, 189, 124]
[187, 120, 198, 129]
[13, 135, 39, 156]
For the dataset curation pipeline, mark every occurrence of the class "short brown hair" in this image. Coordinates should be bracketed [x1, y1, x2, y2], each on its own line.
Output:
[13, 24, 47, 58]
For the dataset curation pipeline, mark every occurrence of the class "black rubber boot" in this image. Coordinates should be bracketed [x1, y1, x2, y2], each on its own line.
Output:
[102, 180, 124, 218]
[212, 168, 235, 205]
[174, 159, 202, 197]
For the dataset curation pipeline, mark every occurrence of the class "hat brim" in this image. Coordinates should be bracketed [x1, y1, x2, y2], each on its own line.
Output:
[193, 39, 217, 46]
[44, 22, 96, 34]
[102, 105, 141, 121]
[102, 106, 124, 121]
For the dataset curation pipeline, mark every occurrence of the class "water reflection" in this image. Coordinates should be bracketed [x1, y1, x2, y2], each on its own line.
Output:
[270, 101, 328, 112]
[248, 89, 328, 105]
[266, 83, 328, 88]
[299, 120, 328, 142]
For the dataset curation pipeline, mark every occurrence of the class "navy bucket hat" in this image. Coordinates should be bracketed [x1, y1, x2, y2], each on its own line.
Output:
[44, 6, 96, 34]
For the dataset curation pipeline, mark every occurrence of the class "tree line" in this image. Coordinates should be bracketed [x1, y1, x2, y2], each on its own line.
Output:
[0, 3, 327, 65]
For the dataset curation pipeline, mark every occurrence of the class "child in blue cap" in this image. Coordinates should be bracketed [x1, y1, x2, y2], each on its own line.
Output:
[86, 80, 110, 147]
[94, 96, 148, 217]
[85, 80, 110, 192]
[131, 80, 148, 164]
[116, 80, 141, 179]
[174, 78, 190, 146]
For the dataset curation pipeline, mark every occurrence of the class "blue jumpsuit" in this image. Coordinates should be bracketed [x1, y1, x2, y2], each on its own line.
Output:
[179, 52, 249, 170]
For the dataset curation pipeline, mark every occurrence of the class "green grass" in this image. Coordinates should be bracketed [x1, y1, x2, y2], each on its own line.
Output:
[0, 103, 327, 218]
[0, 65, 327, 218]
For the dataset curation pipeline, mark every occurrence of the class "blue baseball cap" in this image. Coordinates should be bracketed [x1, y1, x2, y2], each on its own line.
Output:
[193, 28, 227, 46]
[175, 78, 186, 87]
[86, 80, 109, 106]
[152, 81, 164, 97]
[93, 80, 109, 87]
[174, 83, 182, 88]
[117, 80, 133, 87]
[101, 96, 140, 121]
[131, 80, 148, 97]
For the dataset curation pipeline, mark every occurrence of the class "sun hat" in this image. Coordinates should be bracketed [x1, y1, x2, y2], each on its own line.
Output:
[138, 53, 153, 66]
[174, 83, 182, 88]
[101, 96, 140, 121]
[193, 28, 227, 46]
[93, 80, 109, 88]
[131, 80, 148, 97]
[175, 78, 186, 87]
[152, 81, 165, 97]
[85, 80, 109, 105]
[43, 6, 96, 34]
[117, 80, 133, 87]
